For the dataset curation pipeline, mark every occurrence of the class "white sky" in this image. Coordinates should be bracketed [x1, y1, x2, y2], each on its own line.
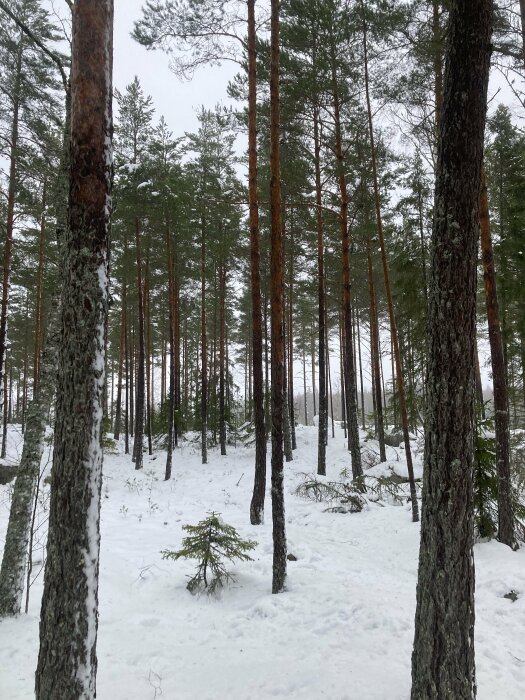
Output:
[113, 0, 240, 137]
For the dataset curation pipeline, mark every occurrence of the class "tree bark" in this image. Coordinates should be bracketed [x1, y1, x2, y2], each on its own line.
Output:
[219, 262, 227, 456]
[479, 164, 514, 547]
[36, 2, 113, 696]
[269, 0, 286, 594]
[248, 0, 267, 524]
[200, 216, 208, 464]
[411, 1, 492, 696]
[113, 283, 126, 440]
[165, 225, 175, 480]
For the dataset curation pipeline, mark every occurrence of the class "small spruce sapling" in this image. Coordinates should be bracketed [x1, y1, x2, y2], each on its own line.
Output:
[162, 512, 257, 594]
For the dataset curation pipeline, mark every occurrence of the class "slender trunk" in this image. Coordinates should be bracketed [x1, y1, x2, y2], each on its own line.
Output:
[0, 37, 23, 428]
[33, 180, 47, 389]
[201, 216, 208, 464]
[165, 225, 175, 480]
[314, 105, 327, 475]
[302, 344, 308, 425]
[133, 218, 145, 470]
[113, 284, 126, 440]
[480, 164, 514, 547]
[270, 0, 286, 594]
[1, 359, 8, 458]
[411, 1, 492, 695]
[36, 3, 113, 694]
[366, 235, 386, 462]
[219, 262, 227, 456]
[356, 309, 365, 431]
[287, 230, 296, 451]
[145, 262, 153, 456]
[362, 9, 416, 517]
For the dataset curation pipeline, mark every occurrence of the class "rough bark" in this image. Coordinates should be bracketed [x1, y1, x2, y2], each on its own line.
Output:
[411, 1, 492, 697]
[269, 0, 286, 594]
[35, 2, 113, 697]
[200, 216, 208, 465]
[479, 164, 514, 547]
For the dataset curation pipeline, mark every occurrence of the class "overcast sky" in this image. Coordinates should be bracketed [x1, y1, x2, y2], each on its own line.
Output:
[113, 0, 240, 138]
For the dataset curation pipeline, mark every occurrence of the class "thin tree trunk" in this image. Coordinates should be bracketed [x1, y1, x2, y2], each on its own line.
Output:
[219, 262, 227, 456]
[113, 284, 126, 440]
[366, 235, 386, 462]
[361, 8, 417, 517]
[411, 1, 492, 695]
[269, 0, 286, 594]
[33, 180, 47, 389]
[200, 216, 208, 465]
[165, 225, 175, 480]
[145, 262, 153, 456]
[36, 3, 113, 695]
[480, 163, 514, 547]
[133, 218, 145, 469]
[247, 0, 266, 523]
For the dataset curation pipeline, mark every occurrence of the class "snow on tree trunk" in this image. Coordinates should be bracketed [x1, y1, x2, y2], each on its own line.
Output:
[411, 1, 492, 697]
[35, 1, 113, 698]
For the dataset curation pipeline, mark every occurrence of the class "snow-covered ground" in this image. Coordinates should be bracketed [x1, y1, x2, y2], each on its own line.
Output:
[1, 424, 524, 699]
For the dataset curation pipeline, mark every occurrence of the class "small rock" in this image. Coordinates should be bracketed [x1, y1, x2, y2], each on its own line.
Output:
[287, 553, 297, 561]
[504, 590, 518, 602]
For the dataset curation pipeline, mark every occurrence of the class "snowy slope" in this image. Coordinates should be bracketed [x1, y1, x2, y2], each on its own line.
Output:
[1, 424, 524, 699]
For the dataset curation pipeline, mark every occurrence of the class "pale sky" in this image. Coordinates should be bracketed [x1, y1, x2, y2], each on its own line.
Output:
[113, 0, 240, 137]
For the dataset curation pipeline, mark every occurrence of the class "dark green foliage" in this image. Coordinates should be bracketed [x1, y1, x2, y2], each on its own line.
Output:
[161, 512, 257, 594]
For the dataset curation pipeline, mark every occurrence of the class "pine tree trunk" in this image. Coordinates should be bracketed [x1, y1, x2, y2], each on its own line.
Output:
[329, 46, 362, 479]
[219, 263, 227, 456]
[247, 0, 266, 523]
[411, 2, 492, 696]
[200, 216, 208, 465]
[479, 164, 514, 547]
[113, 284, 126, 440]
[314, 105, 327, 475]
[287, 232, 296, 451]
[269, 0, 286, 594]
[133, 218, 145, 469]
[361, 8, 416, 516]
[165, 225, 175, 480]
[36, 3, 113, 695]
[366, 235, 386, 462]
[0, 36, 23, 431]
[145, 263, 153, 456]
[33, 180, 47, 389]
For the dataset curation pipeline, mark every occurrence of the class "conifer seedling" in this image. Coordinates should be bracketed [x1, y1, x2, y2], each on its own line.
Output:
[162, 512, 257, 594]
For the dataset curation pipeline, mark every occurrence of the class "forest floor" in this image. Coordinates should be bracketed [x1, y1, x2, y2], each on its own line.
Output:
[1, 423, 524, 700]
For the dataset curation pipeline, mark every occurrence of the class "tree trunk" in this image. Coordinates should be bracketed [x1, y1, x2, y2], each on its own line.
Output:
[248, 0, 267, 524]
[144, 262, 153, 456]
[165, 225, 175, 480]
[33, 180, 47, 389]
[361, 7, 417, 517]
[219, 262, 227, 456]
[269, 0, 286, 594]
[366, 235, 386, 462]
[411, 2, 492, 696]
[329, 44, 362, 480]
[200, 216, 208, 464]
[36, 3, 113, 696]
[479, 164, 514, 547]
[0, 35, 23, 431]
[133, 217, 145, 470]
[113, 284, 126, 440]
[314, 105, 327, 475]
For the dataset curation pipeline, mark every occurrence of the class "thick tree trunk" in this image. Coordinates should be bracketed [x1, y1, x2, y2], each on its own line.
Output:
[133, 218, 145, 469]
[479, 164, 514, 547]
[362, 9, 417, 518]
[269, 0, 286, 594]
[36, 2, 113, 696]
[248, 0, 267, 524]
[411, 2, 492, 697]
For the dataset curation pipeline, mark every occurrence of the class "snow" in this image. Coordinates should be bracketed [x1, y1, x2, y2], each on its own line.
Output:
[1, 424, 525, 699]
